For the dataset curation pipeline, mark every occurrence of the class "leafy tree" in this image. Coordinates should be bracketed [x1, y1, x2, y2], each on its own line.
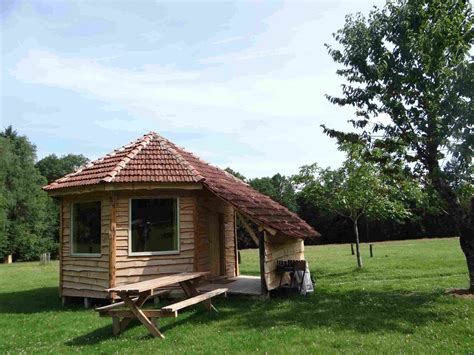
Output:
[0, 127, 55, 260]
[36, 153, 88, 184]
[295, 145, 411, 267]
[224, 168, 297, 211]
[35, 153, 89, 248]
[249, 174, 297, 211]
[325, 0, 474, 287]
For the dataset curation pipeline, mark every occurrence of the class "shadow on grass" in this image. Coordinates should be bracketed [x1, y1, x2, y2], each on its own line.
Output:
[0, 287, 84, 313]
[218, 288, 447, 335]
[65, 321, 141, 346]
[66, 288, 449, 345]
[65, 310, 207, 346]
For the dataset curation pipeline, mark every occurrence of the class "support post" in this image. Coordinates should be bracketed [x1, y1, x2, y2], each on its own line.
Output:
[351, 244, 354, 255]
[259, 231, 268, 295]
[109, 193, 117, 290]
[237, 212, 260, 246]
[370, 244, 373, 258]
[59, 197, 63, 298]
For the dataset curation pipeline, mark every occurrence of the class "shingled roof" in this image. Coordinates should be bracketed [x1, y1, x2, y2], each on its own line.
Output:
[43, 132, 319, 239]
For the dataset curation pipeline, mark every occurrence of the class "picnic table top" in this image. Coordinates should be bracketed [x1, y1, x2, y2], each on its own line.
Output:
[107, 271, 209, 294]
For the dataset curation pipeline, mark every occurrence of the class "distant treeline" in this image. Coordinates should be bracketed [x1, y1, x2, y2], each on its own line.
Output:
[232, 177, 459, 249]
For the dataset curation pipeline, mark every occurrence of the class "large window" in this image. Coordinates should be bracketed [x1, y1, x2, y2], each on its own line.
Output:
[71, 201, 101, 255]
[130, 198, 179, 255]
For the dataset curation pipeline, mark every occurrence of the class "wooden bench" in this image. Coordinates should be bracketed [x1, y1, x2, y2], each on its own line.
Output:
[162, 288, 227, 313]
[96, 272, 227, 338]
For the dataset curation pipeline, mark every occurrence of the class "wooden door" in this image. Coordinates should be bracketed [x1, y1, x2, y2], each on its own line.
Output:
[208, 212, 225, 277]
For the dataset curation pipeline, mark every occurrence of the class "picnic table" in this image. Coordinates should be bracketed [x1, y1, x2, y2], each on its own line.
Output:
[95, 271, 227, 339]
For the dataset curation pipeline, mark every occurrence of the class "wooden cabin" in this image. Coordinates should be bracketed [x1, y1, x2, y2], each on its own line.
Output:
[43, 132, 320, 301]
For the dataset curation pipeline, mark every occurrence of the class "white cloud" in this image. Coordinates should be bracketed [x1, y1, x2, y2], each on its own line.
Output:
[10, 1, 383, 177]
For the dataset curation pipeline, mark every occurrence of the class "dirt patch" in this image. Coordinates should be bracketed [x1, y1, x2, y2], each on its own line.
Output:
[445, 288, 474, 299]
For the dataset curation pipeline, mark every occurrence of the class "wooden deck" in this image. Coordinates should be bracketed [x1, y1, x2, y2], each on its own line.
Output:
[198, 276, 263, 296]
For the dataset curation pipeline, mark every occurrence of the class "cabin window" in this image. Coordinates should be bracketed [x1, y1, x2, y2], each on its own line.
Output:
[130, 198, 179, 255]
[71, 201, 101, 256]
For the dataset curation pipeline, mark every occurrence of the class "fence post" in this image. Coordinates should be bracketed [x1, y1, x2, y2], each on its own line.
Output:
[370, 244, 373, 258]
[351, 244, 355, 255]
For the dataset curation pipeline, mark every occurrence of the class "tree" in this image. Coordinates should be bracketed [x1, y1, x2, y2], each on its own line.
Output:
[36, 153, 89, 184]
[295, 145, 411, 268]
[325, 0, 474, 287]
[35, 153, 89, 248]
[249, 174, 297, 211]
[224, 168, 297, 211]
[0, 127, 55, 261]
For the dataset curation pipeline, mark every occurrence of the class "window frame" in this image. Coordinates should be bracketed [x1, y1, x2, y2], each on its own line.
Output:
[128, 197, 181, 256]
[70, 200, 102, 258]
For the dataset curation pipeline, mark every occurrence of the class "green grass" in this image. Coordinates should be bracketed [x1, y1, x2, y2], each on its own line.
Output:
[0, 238, 472, 354]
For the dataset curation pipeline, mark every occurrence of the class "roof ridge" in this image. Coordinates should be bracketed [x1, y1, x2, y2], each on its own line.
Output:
[100, 132, 155, 183]
[155, 134, 205, 182]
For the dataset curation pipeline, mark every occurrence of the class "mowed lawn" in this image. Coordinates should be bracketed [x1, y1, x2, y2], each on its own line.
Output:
[0, 238, 472, 354]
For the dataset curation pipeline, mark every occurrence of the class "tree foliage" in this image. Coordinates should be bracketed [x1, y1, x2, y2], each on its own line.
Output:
[325, 0, 473, 285]
[295, 144, 411, 267]
[249, 174, 297, 212]
[36, 153, 89, 184]
[225, 167, 297, 211]
[0, 127, 55, 260]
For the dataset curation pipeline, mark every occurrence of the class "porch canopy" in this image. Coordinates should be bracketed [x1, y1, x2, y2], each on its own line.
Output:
[44, 132, 320, 240]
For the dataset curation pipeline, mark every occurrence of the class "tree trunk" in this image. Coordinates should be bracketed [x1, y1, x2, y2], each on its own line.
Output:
[429, 164, 474, 291]
[353, 219, 363, 268]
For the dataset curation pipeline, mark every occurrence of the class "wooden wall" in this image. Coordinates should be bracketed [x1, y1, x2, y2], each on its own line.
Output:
[59, 188, 238, 299]
[195, 189, 238, 278]
[61, 194, 110, 299]
[114, 190, 196, 286]
[263, 234, 304, 291]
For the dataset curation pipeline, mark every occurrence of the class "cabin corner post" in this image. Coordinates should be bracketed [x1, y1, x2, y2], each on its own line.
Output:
[59, 197, 63, 298]
[109, 192, 117, 291]
[259, 231, 268, 295]
[192, 194, 199, 272]
[233, 209, 239, 277]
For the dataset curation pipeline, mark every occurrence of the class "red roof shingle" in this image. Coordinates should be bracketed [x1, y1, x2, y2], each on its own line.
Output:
[43, 132, 319, 238]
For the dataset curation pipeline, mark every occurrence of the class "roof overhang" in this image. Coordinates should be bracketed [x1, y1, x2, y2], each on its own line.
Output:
[44, 182, 203, 196]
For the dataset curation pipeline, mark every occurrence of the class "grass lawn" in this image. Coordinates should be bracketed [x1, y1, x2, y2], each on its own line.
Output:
[0, 238, 472, 354]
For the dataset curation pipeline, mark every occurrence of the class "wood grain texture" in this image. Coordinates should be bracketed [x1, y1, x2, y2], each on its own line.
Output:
[109, 193, 117, 289]
[59, 197, 63, 298]
[60, 194, 110, 299]
[263, 233, 304, 290]
[114, 193, 196, 286]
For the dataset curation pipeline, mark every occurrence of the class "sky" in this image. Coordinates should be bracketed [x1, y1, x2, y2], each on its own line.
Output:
[1, 0, 385, 178]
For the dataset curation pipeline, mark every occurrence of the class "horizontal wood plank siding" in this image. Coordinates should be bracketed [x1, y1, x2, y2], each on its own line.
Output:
[114, 191, 196, 286]
[61, 193, 111, 298]
[263, 235, 304, 291]
[224, 205, 236, 278]
[195, 189, 237, 277]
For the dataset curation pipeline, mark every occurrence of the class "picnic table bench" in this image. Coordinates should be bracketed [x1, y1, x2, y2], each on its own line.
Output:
[95, 271, 227, 338]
